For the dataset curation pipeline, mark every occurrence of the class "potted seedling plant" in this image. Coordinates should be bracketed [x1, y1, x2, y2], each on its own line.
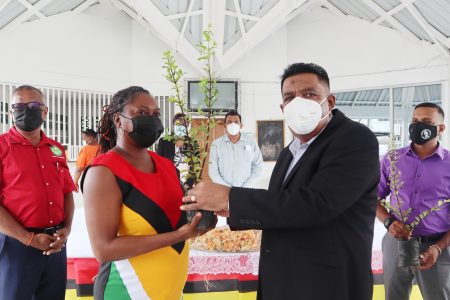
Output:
[162, 27, 220, 229]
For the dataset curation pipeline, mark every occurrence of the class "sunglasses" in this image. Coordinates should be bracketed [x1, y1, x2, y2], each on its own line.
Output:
[11, 101, 46, 112]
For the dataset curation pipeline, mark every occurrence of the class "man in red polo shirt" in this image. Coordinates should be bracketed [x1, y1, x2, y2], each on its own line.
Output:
[0, 85, 76, 300]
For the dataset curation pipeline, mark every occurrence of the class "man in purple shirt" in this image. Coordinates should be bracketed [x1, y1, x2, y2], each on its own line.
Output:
[377, 102, 450, 300]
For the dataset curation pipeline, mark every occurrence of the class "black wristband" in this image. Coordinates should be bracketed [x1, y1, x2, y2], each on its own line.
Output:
[384, 217, 396, 230]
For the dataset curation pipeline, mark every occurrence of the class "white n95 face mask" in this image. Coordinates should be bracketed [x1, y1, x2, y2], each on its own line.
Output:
[227, 122, 241, 136]
[174, 125, 187, 137]
[283, 96, 330, 135]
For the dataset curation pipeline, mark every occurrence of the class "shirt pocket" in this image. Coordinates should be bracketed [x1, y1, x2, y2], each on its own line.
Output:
[244, 145, 254, 161]
[54, 158, 67, 187]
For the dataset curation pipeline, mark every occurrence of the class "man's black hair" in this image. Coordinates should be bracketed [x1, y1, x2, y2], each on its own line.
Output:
[280, 63, 330, 91]
[224, 110, 241, 123]
[82, 129, 97, 137]
[414, 102, 445, 119]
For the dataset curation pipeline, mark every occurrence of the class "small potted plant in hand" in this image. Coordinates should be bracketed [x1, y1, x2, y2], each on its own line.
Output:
[380, 139, 449, 267]
[162, 27, 220, 229]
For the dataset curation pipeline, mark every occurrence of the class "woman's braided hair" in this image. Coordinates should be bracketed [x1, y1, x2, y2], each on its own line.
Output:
[98, 86, 151, 153]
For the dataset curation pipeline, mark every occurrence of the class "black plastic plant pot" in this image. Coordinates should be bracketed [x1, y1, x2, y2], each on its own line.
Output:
[187, 209, 216, 230]
[398, 238, 420, 267]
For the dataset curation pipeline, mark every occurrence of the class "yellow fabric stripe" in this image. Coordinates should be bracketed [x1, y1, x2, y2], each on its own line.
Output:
[118, 205, 158, 236]
[118, 205, 189, 300]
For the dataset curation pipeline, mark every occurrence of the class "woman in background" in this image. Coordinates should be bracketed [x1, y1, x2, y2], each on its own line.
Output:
[73, 129, 99, 192]
[82, 86, 212, 300]
[157, 113, 199, 188]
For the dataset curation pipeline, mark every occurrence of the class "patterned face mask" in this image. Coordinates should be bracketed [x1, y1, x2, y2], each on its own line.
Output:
[409, 122, 438, 145]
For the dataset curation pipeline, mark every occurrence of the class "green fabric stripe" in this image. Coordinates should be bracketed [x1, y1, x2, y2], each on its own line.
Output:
[104, 262, 132, 300]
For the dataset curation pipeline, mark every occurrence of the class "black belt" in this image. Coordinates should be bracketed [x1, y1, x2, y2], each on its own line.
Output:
[26, 224, 63, 235]
[413, 232, 446, 244]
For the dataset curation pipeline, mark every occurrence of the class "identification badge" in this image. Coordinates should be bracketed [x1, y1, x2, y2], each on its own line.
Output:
[50, 145, 63, 157]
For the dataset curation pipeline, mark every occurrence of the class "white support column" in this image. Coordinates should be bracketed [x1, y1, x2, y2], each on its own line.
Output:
[362, 0, 419, 42]
[372, 0, 418, 24]
[132, 0, 205, 74]
[51, 88, 56, 140]
[62, 90, 67, 144]
[176, 0, 196, 51]
[389, 87, 394, 141]
[16, 0, 46, 19]
[68, 91, 72, 146]
[233, 0, 248, 46]
[219, 0, 315, 74]
[210, 0, 226, 72]
[72, 0, 98, 15]
[1, 83, 6, 133]
[442, 60, 450, 148]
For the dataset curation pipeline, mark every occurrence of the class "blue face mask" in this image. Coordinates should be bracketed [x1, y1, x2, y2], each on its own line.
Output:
[174, 125, 187, 137]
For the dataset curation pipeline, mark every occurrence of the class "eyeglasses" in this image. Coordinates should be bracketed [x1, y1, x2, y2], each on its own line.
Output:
[11, 101, 46, 112]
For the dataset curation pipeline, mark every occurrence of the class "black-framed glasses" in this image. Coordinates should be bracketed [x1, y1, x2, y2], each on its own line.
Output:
[11, 101, 46, 112]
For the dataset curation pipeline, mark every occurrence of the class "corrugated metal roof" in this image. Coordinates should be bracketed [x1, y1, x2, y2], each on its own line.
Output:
[380, 20, 395, 30]
[41, 0, 87, 17]
[25, 14, 39, 22]
[0, 1, 26, 29]
[415, 0, 450, 37]
[224, 15, 241, 52]
[1, 0, 449, 64]
[184, 14, 202, 46]
[393, 8, 434, 42]
[226, 0, 236, 12]
[336, 84, 441, 107]
[329, 0, 380, 22]
[117, 0, 137, 15]
[335, 88, 390, 107]
[413, 84, 441, 103]
[373, 0, 400, 12]
[151, 0, 190, 16]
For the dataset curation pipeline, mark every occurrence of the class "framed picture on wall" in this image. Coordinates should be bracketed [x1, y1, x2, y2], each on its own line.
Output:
[257, 120, 284, 161]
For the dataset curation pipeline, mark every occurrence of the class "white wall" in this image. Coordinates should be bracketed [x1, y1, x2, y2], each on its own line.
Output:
[0, 4, 133, 92]
[0, 4, 449, 188]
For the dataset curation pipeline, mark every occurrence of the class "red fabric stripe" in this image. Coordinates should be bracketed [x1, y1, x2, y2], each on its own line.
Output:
[74, 258, 99, 284]
[188, 273, 258, 281]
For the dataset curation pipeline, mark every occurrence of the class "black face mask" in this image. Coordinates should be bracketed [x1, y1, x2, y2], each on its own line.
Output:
[120, 114, 164, 148]
[409, 122, 438, 145]
[14, 107, 43, 132]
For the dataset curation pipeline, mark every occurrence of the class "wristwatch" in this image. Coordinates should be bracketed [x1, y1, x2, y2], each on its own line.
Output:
[383, 217, 396, 230]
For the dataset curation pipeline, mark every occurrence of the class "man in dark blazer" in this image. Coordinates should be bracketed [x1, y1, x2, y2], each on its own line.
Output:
[181, 63, 380, 300]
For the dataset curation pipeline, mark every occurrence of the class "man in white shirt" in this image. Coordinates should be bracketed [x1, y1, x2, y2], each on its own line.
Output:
[209, 110, 263, 188]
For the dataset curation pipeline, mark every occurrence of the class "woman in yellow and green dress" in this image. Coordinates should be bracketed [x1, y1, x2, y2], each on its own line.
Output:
[82, 86, 214, 300]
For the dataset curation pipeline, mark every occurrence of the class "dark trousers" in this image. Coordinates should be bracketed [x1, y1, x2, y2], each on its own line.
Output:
[0, 232, 67, 300]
